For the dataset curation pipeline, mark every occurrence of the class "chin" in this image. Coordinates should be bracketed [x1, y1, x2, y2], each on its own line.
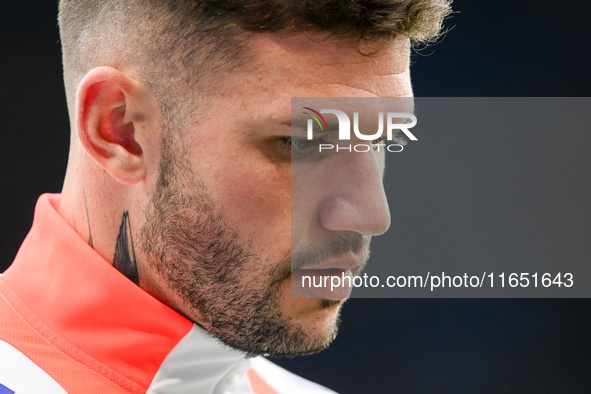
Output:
[281, 286, 344, 343]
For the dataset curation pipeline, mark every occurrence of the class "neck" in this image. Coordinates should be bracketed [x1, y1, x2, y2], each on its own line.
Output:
[60, 156, 140, 284]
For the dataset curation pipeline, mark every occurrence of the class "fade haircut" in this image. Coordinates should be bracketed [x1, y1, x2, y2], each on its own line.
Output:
[58, 0, 451, 124]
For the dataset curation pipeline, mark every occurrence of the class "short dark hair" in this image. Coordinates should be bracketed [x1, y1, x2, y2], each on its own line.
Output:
[148, 0, 452, 42]
[58, 0, 450, 121]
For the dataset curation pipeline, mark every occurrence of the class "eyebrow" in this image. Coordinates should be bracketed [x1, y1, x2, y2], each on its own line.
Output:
[279, 103, 416, 131]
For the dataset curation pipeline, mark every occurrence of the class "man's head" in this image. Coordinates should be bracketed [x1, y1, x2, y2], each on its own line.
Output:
[57, 0, 450, 358]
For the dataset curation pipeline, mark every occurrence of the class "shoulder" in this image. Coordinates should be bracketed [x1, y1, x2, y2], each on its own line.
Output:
[248, 357, 337, 394]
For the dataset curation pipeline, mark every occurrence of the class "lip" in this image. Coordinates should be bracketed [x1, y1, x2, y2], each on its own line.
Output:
[290, 252, 367, 300]
[293, 252, 365, 272]
[291, 268, 354, 300]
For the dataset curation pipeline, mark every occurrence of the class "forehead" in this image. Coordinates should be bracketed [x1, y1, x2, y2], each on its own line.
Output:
[243, 33, 411, 96]
[249, 33, 409, 71]
[187, 33, 412, 126]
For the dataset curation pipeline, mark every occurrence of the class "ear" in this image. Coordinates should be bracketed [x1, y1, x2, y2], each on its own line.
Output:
[76, 66, 159, 185]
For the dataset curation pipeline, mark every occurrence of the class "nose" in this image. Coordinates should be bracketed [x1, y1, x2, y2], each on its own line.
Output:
[317, 149, 391, 236]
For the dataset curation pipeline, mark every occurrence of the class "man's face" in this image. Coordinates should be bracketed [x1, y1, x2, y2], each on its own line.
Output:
[138, 33, 411, 357]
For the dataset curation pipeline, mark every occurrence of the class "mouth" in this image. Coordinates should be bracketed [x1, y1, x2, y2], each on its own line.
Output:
[291, 264, 360, 300]
[288, 244, 369, 300]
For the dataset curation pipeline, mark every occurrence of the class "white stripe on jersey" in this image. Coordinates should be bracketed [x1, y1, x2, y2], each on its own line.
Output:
[0, 339, 67, 394]
[250, 357, 337, 394]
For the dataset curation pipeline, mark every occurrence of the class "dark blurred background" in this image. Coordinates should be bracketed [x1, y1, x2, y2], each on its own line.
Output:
[2, 1, 590, 393]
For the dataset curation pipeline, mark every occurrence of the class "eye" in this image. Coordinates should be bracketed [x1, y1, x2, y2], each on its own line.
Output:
[291, 137, 321, 150]
[277, 136, 326, 159]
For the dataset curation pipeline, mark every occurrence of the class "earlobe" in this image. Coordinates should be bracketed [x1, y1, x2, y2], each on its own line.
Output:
[77, 67, 154, 185]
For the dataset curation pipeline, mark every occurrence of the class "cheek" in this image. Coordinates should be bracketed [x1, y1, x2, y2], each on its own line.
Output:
[212, 160, 292, 252]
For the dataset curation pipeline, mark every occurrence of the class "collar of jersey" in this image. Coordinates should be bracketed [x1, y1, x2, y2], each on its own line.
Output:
[4, 193, 249, 392]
